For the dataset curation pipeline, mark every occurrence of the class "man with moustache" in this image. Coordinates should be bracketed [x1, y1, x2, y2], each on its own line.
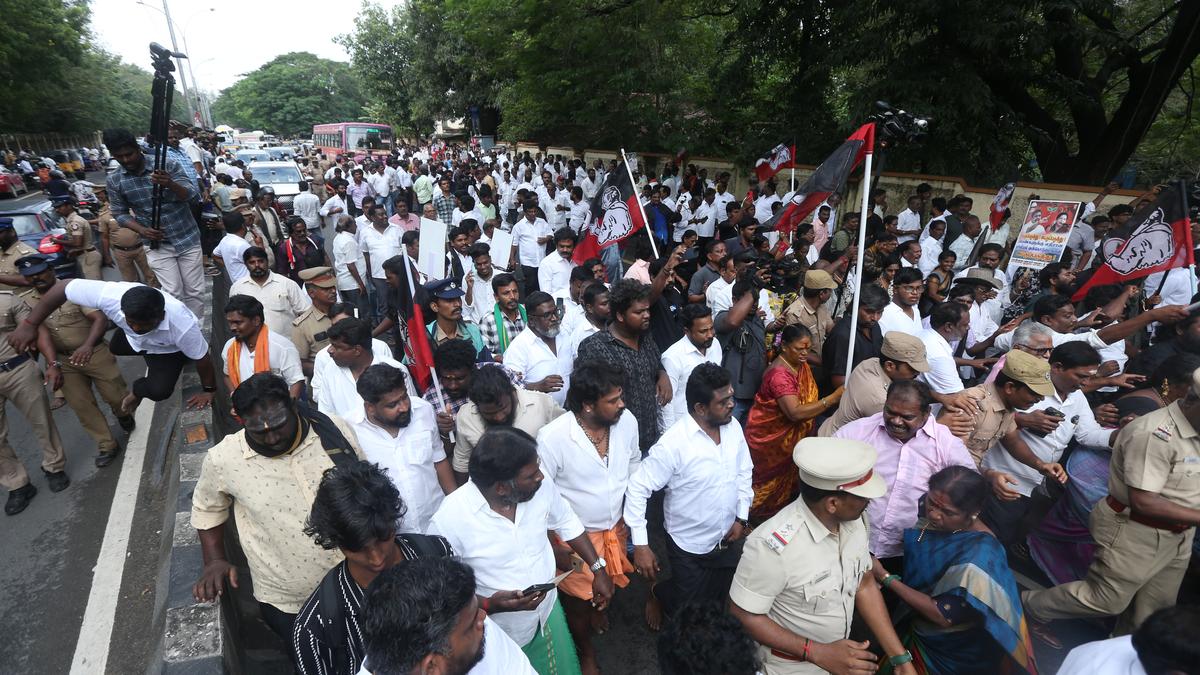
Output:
[478, 273, 527, 357]
[220, 294, 305, 399]
[230, 246, 311, 336]
[502, 291, 567, 404]
[660, 303, 723, 430]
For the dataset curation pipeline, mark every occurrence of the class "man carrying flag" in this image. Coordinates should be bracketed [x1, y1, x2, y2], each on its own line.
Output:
[760, 124, 876, 238]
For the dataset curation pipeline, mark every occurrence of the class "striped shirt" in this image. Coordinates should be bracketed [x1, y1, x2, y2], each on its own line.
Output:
[105, 150, 200, 250]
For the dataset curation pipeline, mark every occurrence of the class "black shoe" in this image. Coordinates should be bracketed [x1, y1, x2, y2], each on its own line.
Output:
[43, 470, 70, 493]
[95, 445, 122, 468]
[5, 484, 37, 515]
[117, 415, 135, 432]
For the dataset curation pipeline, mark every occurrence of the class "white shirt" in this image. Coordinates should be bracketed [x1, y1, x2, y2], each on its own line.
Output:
[712, 190, 735, 221]
[512, 217, 551, 267]
[540, 190, 570, 229]
[877, 302, 923, 337]
[993, 325, 1109, 352]
[310, 348, 415, 419]
[537, 411, 641, 531]
[556, 318, 599, 382]
[220, 332, 305, 385]
[705, 276, 734, 313]
[292, 191, 321, 231]
[359, 224, 401, 279]
[319, 194, 347, 231]
[567, 199, 591, 232]
[452, 208, 485, 228]
[982, 387, 1111, 496]
[955, 264, 1009, 323]
[754, 194, 782, 224]
[917, 328, 964, 394]
[536, 252, 575, 295]
[580, 177, 598, 201]
[65, 280, 208, 358]
[625, 415, 753, 555]
[464, 271, 497, 323]
[504, 327, 569, 404]
[213, 233, 251, 283]
[427, 480, 584, 646]
[346, 398, 446, 533]
[1145, 267, 1192, 308]
[896, 208, 922, 242]
[1056, 635, 1145, 675]
[366, 172, 390, 197]
[230, 272, 312, 336]
[355, 616, 536, 675]
[333, 230, 367, 292]
[660, 336, 723, 430]
[690, 201, 716, 237]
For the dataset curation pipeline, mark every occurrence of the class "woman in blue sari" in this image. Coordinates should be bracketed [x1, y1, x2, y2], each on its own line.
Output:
[874, 467, 1038, 675]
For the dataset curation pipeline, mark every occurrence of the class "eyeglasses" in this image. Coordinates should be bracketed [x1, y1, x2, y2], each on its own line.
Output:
[529, 309, 562, 320]
[1018, 344, 1052, 357]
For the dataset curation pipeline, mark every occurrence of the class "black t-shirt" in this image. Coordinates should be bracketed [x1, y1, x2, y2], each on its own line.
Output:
[648, 284, 685, 352]
[822, 315, 884, 389]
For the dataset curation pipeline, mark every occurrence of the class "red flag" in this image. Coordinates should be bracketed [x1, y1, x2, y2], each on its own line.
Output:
[573, 156, 647, 264]
[761, 123, 875, 237]
[754, 143, 796, 182]
[1071, 184, 1194, 302]
[990, 181, 1016, 232]
[394, 256, 434, 392]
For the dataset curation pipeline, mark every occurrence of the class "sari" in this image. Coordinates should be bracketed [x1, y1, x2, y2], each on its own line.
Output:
[882, 525, 1038, 675]
[1026, 444, 1111, 585]
[746, 362, 818, 520]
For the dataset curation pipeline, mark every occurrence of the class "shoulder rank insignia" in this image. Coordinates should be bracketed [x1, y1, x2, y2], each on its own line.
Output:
[766, 522, 797, 553]
[1153, 425, 1173, 442]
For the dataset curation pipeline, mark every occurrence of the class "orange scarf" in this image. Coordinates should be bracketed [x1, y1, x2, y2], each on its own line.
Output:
[227, 326, 271, 386]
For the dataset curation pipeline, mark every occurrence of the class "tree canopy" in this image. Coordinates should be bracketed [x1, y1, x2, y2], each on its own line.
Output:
[340, 0, 1200, 186]
[211, 52, 368, 138]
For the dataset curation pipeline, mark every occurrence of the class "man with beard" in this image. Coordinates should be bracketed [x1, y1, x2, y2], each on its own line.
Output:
[834, 380, 974, 563]
[348, 364, 455, 534]
[320, 181, 349, 233]
[429, 426, 612, 672]
[220, 294, 305, 399]
[359, 557, 536, 675]
[312, 317, 414, 420]
[502, 292, 567, 404]
[537, 362, 641, 673]
[451, 364, 563, 484]
[660, 303, 722, 430]
[823, 284, 889, 389]
[291, 267, 338, 379]
[230, 246, 311, 336]
[553, 266, 596, 336]
[537, 228, 578, 296]
[463, 243, 498, 324]
[625, 362, 753, 630]
[577, 279, 671, 453]
[191, 373, 365, 639]
[478, 273, 527, 356]
[102, 128, 204, 318]
[15, 256, 133, 468]
[510, 200, 553, 295]
[559, 282, 611, 381]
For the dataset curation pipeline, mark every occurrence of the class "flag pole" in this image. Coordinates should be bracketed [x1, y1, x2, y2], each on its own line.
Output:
[1180, 179, 1197, 296]
[790, 138, 796, 193]
[844, 133, 875, 381]
[622, 148, 659, 259]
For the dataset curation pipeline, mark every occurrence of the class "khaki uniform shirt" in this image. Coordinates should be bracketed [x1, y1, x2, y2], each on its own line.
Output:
[191, 415, 364, 613]
[818, 358, 890, 436]
[290, 307, 331, 364]
[100, 206, 140, 248]
[0, 291, 30, 361]
[1109, 401, 1200, 510]
[452, 388, 565, 473]
[949, 382, 1015, 467]
[0, 241, 38, 291]
[730, 498, 872, 674]
[65, 212, 94, 251]
[782, 298, 832, 355]
[16, 288, 95, 352]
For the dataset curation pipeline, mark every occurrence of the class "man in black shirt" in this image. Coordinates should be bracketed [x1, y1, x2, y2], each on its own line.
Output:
[822, 283, 889, 391]
[1127, 306, 1200, 378]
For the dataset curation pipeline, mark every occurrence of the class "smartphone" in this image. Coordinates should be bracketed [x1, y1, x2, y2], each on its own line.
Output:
[521, 582, 556, 595]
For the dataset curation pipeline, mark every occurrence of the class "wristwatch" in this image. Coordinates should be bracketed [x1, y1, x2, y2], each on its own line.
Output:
[736, 517, 749, 528]
[589, 557, 607, 573]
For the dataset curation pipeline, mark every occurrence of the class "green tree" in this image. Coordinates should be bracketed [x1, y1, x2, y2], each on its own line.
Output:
[0, 0, 90, 131]
[211, 52, 368, 137]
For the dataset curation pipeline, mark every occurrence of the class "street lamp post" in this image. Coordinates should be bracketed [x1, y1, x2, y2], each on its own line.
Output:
[157, 0, 193, 123]
[137, 1, 215, 127]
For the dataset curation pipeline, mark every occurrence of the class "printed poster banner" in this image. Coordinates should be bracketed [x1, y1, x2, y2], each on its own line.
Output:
[1009, 200, 1083, 270]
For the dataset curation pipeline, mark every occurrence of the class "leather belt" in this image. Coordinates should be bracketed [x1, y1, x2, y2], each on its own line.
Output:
[0, 354, 30, 372]
[112, 243, 143, 252]
[1106, 495, 1190, 533]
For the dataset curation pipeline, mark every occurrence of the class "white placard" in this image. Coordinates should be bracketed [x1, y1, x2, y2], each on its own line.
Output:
[418, 218, 448, 281]
[488, 230, 514, 271]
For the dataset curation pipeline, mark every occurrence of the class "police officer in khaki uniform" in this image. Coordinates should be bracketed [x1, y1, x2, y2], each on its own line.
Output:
[729, 438, 916, 675]
[50, 195, 102, 280]
[94, 183, 158, 287]
[0, 217, 38, 291]
[1023, 366, 1200, 636]
[15, 255, 134, 467]
[0, 283, 69, 515]
[291, 266, 336, 378]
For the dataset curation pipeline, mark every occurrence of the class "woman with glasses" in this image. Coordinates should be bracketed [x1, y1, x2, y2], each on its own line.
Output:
[744, 324, 842, 520]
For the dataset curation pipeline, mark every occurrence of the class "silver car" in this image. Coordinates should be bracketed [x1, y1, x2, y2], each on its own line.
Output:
[246, 161, 304, 211]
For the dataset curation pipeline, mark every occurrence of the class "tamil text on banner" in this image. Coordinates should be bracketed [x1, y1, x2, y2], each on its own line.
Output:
[1008, 200, 1082, 270]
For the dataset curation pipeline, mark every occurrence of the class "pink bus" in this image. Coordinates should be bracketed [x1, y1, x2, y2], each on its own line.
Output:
[311, 122, 393, 161]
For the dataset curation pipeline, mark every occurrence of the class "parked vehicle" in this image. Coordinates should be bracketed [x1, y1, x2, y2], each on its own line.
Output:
[0, 168, 28, 198]
[267, 146, 297, 161]
[235, 149, 271, 165]
[247, 161, 304, 211]
[47, 149, 86, 178]
[0, 201, 78, 279]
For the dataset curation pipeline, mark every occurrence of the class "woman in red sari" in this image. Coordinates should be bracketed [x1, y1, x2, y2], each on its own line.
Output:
[746, 324, 843, 520]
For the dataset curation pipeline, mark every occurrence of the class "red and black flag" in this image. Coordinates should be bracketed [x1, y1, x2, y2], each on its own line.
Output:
[761, 123, 876, 237]
[990, 181, 1017, 232]
[393, 256, 435, 392]
[573, 154, 647, 263]
[754, 142, 796, 182]
[1072, 183, 1194, 301]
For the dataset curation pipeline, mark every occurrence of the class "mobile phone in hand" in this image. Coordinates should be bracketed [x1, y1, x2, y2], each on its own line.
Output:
[521, 582, 556, 595]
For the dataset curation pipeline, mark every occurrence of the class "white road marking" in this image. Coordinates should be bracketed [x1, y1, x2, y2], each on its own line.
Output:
[68, 388, 156, 674]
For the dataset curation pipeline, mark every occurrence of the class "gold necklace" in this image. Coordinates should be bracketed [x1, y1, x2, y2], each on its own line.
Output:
[577, 415, 610, 459]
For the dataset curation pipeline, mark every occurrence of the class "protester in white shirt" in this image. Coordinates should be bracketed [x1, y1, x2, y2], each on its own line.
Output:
[918, 302, 971, 395]
[877, 267, 926, 336]
[311, 318, 414, 419]
[540, 184, 570, 229]
[332, 216, 368, 305]
[688, 192, 717, 238]
[503, 292, 569, 405]
[220, 294, 305, 397]
[511, 201, 552, 289]
[625, 362, 753, 624]
[213, 213, 252, 283]
[357, 206, 401, 321]
[292, 181, 322, 234]
[567, 186, 591, 232]
[319, 183, 349, 231]
[427, 427, 613, 655]
[895, 196, 923, 242]
[357, 557, 538, 675]
[229, 249, 312, 335]
[660, 305, 723, 430]
[535, 362, 641, 672]
[537, 228, 578, 296]
[346, 364, 455, 533]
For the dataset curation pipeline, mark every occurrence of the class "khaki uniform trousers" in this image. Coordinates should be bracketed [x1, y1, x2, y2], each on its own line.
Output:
[77, 249, 103, 280]
[60, 343, 127, 453]
[0, 360, 67, 490]
[1022, 498, 1194, 635]
[113, 245, 159, 287]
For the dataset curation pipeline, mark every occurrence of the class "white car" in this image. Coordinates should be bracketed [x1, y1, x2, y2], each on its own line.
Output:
[247, 161, 305, 211]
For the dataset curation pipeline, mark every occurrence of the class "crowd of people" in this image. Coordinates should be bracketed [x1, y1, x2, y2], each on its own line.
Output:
[1, 125, 1198, 675]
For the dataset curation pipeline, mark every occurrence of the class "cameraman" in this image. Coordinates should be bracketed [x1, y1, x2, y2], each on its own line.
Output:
[715, 268, 770, 424]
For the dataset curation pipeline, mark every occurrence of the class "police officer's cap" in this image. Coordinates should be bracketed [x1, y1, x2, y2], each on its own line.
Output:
[424, 277, 465, 300]
[793, 438, 887, 499]
[15, 255, 51, 276]
[0, 217, 14, 230]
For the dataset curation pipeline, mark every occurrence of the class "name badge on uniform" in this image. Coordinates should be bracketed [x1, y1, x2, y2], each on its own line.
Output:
[1153, 425, 1173, 442]
[313, 331, 328, 342]
[766, 522, 797, 553]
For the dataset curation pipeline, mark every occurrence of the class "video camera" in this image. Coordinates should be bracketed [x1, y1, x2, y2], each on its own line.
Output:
[871, 101, 932, 144]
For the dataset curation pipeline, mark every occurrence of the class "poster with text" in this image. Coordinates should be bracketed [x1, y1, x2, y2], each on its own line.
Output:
[418, 218, 448, 281]
[1009, 199, 1083, 270]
